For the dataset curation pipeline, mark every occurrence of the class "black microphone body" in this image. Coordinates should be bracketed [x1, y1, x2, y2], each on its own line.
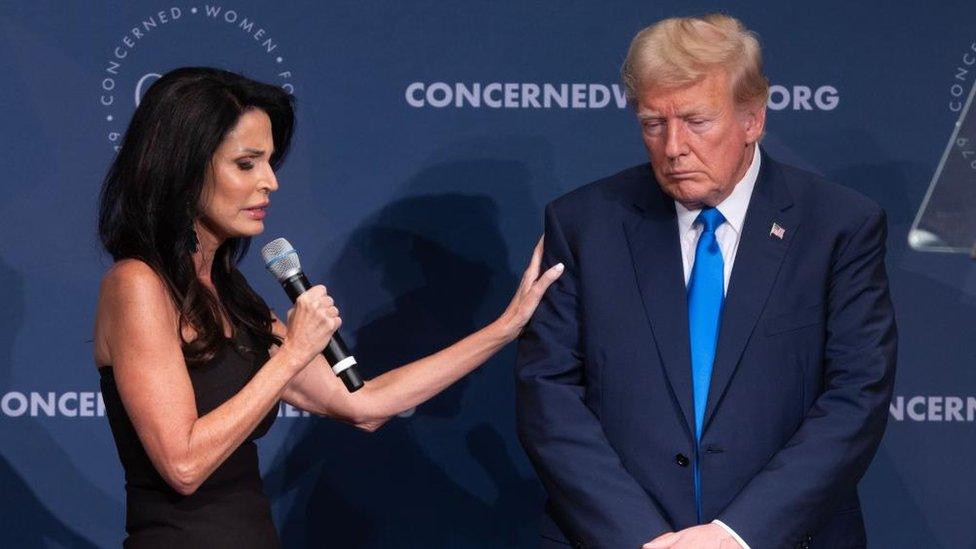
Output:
[280, 272, 364, 392]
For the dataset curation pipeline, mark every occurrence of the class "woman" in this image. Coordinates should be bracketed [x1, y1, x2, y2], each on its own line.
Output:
[94, 67, 562, 547]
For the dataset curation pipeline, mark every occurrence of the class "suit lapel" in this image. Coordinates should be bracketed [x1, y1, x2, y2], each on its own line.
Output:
[623, 182, 696, 439]
[702, 152, 798, 434]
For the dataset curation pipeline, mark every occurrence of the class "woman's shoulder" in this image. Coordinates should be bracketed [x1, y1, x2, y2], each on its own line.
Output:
[101, 258, 166, 293]
[98, 259, 177, 318]
[95, 259, 180, 366]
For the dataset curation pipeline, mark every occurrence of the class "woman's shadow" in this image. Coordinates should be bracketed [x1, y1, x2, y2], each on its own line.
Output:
[264, 154, 551, 547]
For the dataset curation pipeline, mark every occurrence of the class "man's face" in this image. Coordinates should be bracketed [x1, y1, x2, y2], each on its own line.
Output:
[636, 70, 765, 209]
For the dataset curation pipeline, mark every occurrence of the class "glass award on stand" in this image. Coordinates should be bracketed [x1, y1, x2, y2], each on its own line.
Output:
[910, 79, 976, 257]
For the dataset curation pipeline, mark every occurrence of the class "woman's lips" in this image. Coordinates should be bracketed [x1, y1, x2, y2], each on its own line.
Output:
[243, 207, 267, 220]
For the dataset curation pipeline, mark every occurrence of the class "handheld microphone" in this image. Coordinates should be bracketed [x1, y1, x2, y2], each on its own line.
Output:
[261, 238, 364, 393]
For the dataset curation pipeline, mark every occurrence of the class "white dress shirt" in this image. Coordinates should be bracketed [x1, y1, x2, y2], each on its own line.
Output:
[676, 144, 761, 294]
[674, 145, 760, 549]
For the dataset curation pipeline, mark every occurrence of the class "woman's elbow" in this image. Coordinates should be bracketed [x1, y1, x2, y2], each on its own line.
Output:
[338, 391, 390, 433]
[315, 406, 386, 433]
[170, 479, 200, 497]
[161, 458, 204, 496]
[353, 416, 389, 433]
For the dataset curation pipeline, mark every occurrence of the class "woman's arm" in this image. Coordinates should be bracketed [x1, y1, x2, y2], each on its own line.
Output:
[97, 259, 338, 495]
[280, 238, 563, 431]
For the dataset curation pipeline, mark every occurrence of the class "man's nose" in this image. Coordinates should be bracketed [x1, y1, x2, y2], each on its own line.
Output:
[664, 122, 688, 160]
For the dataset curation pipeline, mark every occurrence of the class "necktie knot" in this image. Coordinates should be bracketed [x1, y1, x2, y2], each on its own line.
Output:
[696, 207, 725, 234]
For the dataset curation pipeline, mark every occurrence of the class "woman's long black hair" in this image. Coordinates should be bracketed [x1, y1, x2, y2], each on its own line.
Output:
[98, 67, 293, 365]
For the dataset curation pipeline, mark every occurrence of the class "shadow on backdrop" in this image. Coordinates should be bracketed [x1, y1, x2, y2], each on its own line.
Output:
[263, 150, 554, 547]
[860, 447, 940, 548]
[816, 129, 975, 546]
[0, 254, 108, 547]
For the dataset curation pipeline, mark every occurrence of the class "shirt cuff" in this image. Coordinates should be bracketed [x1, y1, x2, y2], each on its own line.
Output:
[712, 520, 751, 549]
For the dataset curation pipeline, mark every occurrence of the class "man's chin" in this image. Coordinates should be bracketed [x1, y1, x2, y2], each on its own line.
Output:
[659, 182, 712, 208]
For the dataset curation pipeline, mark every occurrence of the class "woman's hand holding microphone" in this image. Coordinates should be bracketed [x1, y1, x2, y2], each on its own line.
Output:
[279, 285, 342, 372]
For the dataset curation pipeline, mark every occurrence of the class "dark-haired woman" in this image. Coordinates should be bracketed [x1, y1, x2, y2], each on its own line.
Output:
[93, 67, 562, 548]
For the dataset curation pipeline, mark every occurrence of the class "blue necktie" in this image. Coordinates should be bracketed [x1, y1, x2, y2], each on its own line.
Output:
[687, 207, 725, 523]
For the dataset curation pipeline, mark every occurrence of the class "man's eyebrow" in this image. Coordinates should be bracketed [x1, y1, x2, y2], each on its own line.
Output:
[637, 106, 714, 121]
[679, 107, 714, 117]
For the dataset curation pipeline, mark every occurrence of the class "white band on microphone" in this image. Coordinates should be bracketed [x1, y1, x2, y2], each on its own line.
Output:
[331, 356, 357, 375]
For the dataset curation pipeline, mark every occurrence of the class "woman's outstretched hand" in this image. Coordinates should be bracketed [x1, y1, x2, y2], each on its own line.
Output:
[495, 236, 564, 341]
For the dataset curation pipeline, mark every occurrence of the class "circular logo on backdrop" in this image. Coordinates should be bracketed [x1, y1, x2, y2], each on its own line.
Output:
[96, 5, 297, 151]
[947, 41, 976, 114]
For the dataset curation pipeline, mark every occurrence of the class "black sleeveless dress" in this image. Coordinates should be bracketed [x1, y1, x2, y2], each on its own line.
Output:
[99, 331, 281, 548]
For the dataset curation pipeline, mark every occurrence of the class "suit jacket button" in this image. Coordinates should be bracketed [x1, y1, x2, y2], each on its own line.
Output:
[675, 453, 690, 467]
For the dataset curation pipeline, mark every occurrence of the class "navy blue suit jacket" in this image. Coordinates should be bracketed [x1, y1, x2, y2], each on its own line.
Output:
[516, 151, 897, 549]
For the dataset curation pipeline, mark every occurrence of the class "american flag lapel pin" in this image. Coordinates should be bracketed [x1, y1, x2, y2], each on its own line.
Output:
[770, 222, 786, 240]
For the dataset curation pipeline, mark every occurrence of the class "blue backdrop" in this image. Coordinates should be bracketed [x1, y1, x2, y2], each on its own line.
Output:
[1, 1, 975, 547]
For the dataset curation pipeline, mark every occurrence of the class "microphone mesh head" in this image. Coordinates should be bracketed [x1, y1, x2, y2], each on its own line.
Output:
[261, 237, 302, 281]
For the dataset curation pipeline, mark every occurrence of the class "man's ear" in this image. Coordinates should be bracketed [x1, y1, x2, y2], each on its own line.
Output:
[742, 102, 767, 144]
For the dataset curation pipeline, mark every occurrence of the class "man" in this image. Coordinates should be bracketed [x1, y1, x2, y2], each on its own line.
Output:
[516, 14, 896, 549]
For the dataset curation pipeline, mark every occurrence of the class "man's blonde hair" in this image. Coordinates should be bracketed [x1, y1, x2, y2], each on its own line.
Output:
[621, 14, 769, 108]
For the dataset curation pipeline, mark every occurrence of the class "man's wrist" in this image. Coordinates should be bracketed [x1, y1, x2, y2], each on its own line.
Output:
[712, 520, 750, 549]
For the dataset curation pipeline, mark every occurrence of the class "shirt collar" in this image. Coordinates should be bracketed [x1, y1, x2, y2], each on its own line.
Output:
[675, 144, 761, 236]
